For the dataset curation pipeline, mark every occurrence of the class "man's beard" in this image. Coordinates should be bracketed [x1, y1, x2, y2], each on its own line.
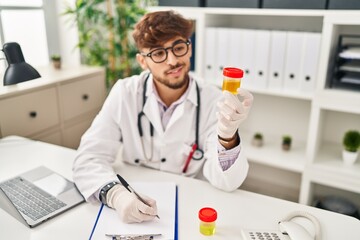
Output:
[151, 63, 190, 90]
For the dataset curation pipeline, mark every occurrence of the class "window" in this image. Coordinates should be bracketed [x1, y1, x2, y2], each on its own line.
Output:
[0, 0, 59, 71]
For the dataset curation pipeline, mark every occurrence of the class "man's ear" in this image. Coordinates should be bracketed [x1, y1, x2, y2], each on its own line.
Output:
[136, 53, 148, 70]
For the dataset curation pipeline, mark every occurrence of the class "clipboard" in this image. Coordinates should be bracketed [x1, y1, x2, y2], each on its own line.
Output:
[89, 182, 178, 240]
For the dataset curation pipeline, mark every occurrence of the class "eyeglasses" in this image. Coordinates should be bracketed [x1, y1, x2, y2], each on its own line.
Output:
[140, 40, 191, 63]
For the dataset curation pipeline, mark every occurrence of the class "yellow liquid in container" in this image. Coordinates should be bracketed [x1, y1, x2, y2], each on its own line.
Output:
[199, 221, 216, 236]
[199, 207, 217, 236]
[222, 78, 241, 94]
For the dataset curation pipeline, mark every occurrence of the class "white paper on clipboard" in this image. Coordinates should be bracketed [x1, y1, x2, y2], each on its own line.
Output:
[92, 182, 177, 240]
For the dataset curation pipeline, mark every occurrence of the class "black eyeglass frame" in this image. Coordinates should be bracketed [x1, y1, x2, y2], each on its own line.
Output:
[140, 39, 191, 63]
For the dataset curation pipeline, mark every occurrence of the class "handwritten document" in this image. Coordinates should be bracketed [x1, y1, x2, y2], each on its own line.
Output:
[92, 182, 177, 240]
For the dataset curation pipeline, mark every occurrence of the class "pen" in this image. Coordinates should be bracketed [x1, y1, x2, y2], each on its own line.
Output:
[182, 143, 197, 173]
[116, 174, 160, 219]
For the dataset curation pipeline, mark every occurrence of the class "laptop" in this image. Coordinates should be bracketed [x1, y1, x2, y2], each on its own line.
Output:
[0, 166, 85, 228]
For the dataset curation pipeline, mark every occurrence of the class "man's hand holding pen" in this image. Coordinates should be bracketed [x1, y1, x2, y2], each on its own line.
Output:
[107, 184, 158, 223]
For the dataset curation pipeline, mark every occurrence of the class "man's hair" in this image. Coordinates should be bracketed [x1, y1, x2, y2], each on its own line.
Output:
[132, 10, 193, 50]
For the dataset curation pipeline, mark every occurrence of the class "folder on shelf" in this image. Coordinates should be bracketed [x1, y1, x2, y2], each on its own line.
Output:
[339, 61, 360, 73]
[268, 31, 287, 90]
[204, 27, 217, 84]
[299, 32, 322, 93]
[283, 31, 305, 92]
[215, 27, 230, 83]
[340, 72, 360, 85]
[339, 47, 360, 60]
[238, 28, 256, 89]
[89, 182, 178, 240]
[253, 30, 271, 89]
[228, 28, 243, 70]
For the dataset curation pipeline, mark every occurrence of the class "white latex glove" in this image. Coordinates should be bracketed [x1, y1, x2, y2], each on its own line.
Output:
[217, 88, 253, 139]
[107, 184, 158, 223]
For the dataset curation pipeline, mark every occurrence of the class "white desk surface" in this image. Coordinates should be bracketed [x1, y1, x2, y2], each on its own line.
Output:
[1, 136, 360, 240]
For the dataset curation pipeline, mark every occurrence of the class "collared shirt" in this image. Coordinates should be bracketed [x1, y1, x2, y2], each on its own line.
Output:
[151, 77, 239, 171]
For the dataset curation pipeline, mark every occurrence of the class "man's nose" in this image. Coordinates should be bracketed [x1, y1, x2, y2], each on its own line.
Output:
[166, 49, 178, 65]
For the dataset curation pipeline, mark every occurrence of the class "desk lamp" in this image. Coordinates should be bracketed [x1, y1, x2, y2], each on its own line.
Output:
[2, 42, 41, 86]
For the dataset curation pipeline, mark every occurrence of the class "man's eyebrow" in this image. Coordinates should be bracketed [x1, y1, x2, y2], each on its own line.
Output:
[150, 39, 186, 50]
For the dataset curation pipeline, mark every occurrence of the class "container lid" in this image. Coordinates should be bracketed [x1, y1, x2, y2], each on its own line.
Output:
[223, 67, 244, 78]
[199, 207, 217, 222]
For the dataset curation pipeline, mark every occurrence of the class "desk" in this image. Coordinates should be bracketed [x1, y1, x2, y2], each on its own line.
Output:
[1, 136, 360, 240]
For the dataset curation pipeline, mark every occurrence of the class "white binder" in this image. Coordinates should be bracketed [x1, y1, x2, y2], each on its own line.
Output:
[283, 31, 305, 92]
[299, 32, 321, 93]
[228, 28, 243, 69]
[238, 29, 256, 89]
[253, 30, 271, 89]
[268, 31, 287, 90]
[204, 27, 217, 84]
[215, 27, 230, 84]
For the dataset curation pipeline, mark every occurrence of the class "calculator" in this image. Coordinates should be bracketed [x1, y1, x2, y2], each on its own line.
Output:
[241, 229, 289, 240]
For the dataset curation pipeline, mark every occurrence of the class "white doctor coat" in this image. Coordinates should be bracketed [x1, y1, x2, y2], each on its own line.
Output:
[73, 71, 249, 202]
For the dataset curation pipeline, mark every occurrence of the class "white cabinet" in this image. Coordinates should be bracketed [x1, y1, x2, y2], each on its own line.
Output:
[0, 65, 106, 149]
[150, 7, 360, 211]
[0, 87, 59, 137]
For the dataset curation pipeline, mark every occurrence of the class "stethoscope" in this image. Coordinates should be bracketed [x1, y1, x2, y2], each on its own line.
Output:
[136, 74, 204, 172]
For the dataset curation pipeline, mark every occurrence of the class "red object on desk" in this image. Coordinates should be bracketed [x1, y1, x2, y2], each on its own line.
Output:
[182, 144, 197, 173]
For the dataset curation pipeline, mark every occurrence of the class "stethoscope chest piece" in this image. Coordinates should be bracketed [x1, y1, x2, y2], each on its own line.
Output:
[192, 149, 204, 160]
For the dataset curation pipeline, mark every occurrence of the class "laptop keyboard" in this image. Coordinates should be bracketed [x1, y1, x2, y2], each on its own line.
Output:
[0, 177, 66, 221]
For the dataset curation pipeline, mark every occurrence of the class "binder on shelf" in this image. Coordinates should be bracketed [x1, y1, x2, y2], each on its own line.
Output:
[299, 32, 322, 93]
[204, 27, 217, 84]
[253, 30, 271, 89]
[238, 29, 256, 89]
[228, 28, 243, 70]
[215, 27, 230, 84]
[268, 31, 287, 91]
[283, 31, 305, 92]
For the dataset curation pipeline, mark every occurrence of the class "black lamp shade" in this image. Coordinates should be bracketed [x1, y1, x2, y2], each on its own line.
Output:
[3, 42, 41, 86]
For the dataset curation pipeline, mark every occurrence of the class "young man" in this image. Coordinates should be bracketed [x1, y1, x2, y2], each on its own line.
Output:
[73, 10, 253, 223]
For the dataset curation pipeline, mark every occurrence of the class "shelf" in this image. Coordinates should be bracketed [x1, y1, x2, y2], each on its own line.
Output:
[309, 142, 360, 193]
[241, 131, 306, 173]
[0, 65, 105, 97]
[246, 87, 313, 100]
[148, 6, 360, 207]
[242, 174, 300, 203]
[310, 183, 360, 212]
[315, 89, 360, 114]
[150, 6, 359, 17]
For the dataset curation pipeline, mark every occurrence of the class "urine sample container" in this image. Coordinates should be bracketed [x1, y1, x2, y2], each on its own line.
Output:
[222, 67, 244, 94]
[199, 207, 217, 236]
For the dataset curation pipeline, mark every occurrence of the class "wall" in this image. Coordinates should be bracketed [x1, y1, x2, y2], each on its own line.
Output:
[55, 0, 81, 67]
